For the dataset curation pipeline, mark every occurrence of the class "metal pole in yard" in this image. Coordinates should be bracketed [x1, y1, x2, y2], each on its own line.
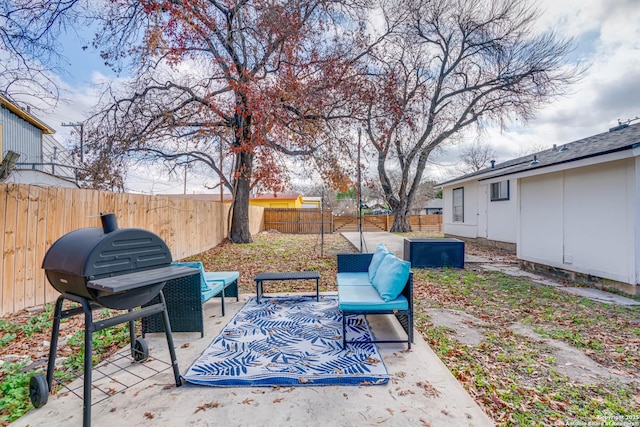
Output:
[220, 137, 225, 239]
[357, 127, 363, 253]
[321, 187, 325, 257]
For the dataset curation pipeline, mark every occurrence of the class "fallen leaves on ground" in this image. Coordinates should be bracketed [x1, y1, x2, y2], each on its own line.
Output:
[417, 381, 440, 398]
[185, 232, 354, 294]
[412, 249, 640, 425]
[194, 401, 220, 413]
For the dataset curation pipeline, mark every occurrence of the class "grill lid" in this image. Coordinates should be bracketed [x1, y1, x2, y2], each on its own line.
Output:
[42, 214, 172, 279]
[41, 214, 175, 310]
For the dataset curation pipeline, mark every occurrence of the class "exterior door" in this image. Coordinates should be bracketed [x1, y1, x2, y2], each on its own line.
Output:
[477, 184, 488, 238]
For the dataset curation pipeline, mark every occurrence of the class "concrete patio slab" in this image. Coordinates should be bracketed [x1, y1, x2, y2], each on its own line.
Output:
[13, 294, 494, 427]
[560, 287, 640, 306]
[341, 231, 405, 255]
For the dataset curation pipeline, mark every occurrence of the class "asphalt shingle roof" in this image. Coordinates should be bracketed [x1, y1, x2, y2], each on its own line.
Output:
[438, 122, 640, 186]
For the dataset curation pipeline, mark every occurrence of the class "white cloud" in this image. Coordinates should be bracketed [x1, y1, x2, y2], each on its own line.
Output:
[426, 0, 640, 181]
[535, 0, 605, 37]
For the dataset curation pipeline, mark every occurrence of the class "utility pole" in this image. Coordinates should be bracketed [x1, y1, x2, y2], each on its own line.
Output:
[61, 122, 84, 163]
[183, 164, 187, 194]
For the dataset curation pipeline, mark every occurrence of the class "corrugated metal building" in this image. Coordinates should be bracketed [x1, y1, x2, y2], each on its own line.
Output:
[0, 94, 78, 187]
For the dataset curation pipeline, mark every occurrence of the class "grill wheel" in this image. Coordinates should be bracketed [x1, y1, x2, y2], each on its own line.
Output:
[29, 374, 48, 408]
[132, 338, 149, 362]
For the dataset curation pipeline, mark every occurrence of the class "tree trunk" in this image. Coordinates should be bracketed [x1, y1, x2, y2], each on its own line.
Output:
[229, 150, 253, 243]
[390, 206, 412, 232]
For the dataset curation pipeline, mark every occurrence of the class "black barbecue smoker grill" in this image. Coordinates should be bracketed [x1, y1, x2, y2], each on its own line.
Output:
[29, 213, 199, 427]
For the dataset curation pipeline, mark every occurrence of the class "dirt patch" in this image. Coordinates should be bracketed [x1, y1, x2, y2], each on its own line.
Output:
[426, 309, 490, 346]
[508, 322, 638, 385]
[427, 308, 637, 385]
[464, 241, 520, 264]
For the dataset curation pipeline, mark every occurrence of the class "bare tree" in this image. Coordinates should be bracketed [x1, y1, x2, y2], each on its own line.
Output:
[458, 141, 497, 173]
[0, 0, 82, 110]
[366, 171, 436, 213]
[361, 0, 582, 231]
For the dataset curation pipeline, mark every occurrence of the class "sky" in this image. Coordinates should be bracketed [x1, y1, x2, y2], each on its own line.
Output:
[31, 0, 640, 194]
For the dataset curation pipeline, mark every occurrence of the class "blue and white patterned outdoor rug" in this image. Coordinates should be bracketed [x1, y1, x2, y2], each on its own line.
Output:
[182, 296, 389, 387]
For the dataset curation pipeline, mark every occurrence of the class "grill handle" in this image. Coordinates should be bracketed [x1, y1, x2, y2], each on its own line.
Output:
[100, 213, 118, 233]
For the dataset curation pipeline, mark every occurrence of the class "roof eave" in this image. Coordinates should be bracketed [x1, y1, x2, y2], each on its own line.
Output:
[477, 143, 636, 182]
[0, 94, 56, 134]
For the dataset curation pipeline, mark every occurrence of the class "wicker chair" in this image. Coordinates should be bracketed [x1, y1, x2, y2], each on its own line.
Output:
[141, 262, 239, 337]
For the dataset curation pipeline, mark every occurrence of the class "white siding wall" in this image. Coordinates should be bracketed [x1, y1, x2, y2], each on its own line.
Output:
[519, 159, 636, 284]
[444, 179, 518, 243]
[8, 170, 78, 188]
[1, 106, 43, 163]
[518, 173, 564, 264]
[442, 182, 479, 237]
[564, 161, 635, 283]
[486, 179, 518, 243]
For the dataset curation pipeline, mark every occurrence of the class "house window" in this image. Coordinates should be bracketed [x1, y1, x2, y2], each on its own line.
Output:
[490, 180, 509, 201]
[452, 187, 464, 222]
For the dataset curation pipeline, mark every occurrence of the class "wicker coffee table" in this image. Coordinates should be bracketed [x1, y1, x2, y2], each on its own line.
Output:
[254, 271, 321, 303]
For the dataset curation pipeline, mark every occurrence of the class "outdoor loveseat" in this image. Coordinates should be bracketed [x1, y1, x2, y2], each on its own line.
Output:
[336, 244, 413, 349]
[142, 261, 239, 338]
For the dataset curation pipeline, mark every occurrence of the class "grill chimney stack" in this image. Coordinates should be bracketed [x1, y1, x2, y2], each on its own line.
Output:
[100, 213, 118, 234]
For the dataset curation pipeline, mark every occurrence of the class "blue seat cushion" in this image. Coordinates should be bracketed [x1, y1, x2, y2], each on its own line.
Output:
[172, 261, 239, 302]
[368, 243, 391, 282]
[204, 271, 239, 285]
[336, 272, 371, 287]
[202, 284, 221, 301]
[338, 285, 408, 312]
[203, 271, 239, 301]
[371, 255, 411, 302]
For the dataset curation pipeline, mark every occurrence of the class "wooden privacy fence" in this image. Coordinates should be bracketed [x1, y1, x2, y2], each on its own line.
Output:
[265, 209, 442, 233]
[0, 183, 264, 316]
[408, 214, 442, 231]
[358, 214, 442, 232]
[264, 209, 333, 234]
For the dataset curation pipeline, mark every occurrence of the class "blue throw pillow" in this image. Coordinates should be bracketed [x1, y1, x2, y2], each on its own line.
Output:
[368, 243, 389, 281]
[371, 255, 411, 302]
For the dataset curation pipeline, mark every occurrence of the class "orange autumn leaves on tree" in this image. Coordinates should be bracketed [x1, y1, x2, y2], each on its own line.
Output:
[86, 0, 365, 242]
